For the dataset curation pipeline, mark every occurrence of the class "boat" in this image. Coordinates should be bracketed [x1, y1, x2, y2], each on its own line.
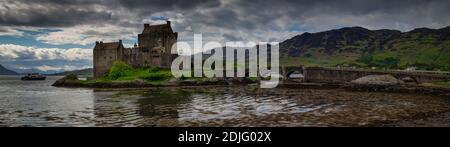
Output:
[21, 73, 46, 80]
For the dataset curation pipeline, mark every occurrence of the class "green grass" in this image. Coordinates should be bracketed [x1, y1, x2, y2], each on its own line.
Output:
[280, 53, 363, 67]
[372, 39, 450, 71]
[96, 61, 173, 83]
[65, 74, 79, 80]
[89, 61, 216, 85]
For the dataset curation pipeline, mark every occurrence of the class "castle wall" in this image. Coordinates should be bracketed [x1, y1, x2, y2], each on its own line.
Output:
[93, 44, 121, 78]
[93, 21, 178, 78]
[137, 25, 177, 69]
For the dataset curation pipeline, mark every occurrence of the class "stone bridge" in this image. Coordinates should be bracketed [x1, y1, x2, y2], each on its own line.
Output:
[280, 66, 450, 83]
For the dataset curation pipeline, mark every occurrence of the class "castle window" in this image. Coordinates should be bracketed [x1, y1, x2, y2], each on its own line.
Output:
[144, 61, 148, 64]
[110, 56, 112, 59]
[158, 39, 164, 47]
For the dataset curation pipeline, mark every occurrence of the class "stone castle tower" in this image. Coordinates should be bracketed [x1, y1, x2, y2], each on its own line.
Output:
[93, 21, 178, 78]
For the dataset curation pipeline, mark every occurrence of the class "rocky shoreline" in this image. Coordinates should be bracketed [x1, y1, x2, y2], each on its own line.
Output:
[50, 74, 450, 127]
[52, 75, 450, 96]
[51, 76, 253, 88]
[281, 83, 450, 96]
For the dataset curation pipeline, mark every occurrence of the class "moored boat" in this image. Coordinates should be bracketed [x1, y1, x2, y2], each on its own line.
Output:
[21, 73, 46, 80]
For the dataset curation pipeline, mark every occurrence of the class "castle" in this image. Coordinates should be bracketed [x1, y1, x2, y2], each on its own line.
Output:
[93, 21, 178, 78]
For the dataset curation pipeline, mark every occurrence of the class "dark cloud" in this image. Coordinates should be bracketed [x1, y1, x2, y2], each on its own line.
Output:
[0, 0, 449, 44]
[0, 0, 113, 27]
[0, 0, 222, 27]
[223, 33, 243, 41]
[116, 0, 221, 11]
[2, 0, 450, 31]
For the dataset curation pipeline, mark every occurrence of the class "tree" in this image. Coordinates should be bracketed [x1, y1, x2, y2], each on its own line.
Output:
[382, 57, 400, 69]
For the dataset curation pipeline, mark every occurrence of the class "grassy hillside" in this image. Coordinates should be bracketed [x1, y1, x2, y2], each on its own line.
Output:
[280, 27, 450, 71]
[369, 34, 450, 70]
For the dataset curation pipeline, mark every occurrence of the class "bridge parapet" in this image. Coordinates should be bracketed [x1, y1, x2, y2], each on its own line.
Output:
[300, 67, 450, 83]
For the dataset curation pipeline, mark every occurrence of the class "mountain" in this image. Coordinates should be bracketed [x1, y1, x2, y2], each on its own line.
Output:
[50, 68, 93, 76]
[280, 26, 450, 71]
[0, 64, 18, 75]
[10, 68, 62, 75]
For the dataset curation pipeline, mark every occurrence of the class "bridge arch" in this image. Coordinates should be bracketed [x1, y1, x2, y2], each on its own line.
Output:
[282, 66, 305, 80]
[396, 76, 419, 84]
[286, 71, 304, 79]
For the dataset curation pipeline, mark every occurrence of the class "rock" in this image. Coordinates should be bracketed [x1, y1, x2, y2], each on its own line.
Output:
[227, 77, 256, 85]
[52, 74, 83, 87]
[178, 79, 198, 86]
[401, 77, 417, 83]
[201, 78, 229, 85]
[133, 79, 147, 86]
[168, 78, 179, 84]
[205, 78, 220, 82]
[351, 75, 404, 85]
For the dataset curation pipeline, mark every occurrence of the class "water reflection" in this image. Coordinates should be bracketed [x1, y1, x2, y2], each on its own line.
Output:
[92, 90, 336, 127]
[177, 94, 331, 121]
[91, 87, 450, 127]
[1, 75, 449, 127]
[0, 76, 95, 127]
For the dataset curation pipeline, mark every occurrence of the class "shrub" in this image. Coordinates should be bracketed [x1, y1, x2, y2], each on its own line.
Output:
[358, 56, 400, 69]
[102, 61, 173, 82]
[179, 75, 187, 80]
[65, 74, 78, 81]
[108, 61, 133, 80]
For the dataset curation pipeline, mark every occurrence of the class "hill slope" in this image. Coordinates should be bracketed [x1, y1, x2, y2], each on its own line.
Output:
[280, 26, 450, 71]
[0, 64, 18, 75]
[51, 68, 93, 76]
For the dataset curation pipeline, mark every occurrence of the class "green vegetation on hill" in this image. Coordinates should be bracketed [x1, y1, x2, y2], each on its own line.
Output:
[98, 61, 173, 83]
[281, 47, 365, 67]
[280, 26, 450, 71]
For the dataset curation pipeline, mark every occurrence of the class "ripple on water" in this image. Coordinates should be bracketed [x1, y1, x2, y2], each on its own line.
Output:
[2, 76, 449, 127]
[89, 90, 337, 126]
[175, 94, 333, 121]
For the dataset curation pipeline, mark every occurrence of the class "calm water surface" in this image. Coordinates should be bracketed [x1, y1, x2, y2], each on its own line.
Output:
[0, 75, 448, 127]
[0, 76, 321, 127]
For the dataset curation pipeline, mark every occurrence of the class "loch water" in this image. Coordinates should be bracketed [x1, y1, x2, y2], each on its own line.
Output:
[0, 75, 449, 127]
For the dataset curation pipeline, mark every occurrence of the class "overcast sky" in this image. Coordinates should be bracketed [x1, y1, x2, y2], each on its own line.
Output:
[1, 0, 450, 72]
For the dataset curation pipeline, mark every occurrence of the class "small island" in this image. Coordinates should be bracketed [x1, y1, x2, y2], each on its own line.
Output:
[52, 60, 254, 88]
